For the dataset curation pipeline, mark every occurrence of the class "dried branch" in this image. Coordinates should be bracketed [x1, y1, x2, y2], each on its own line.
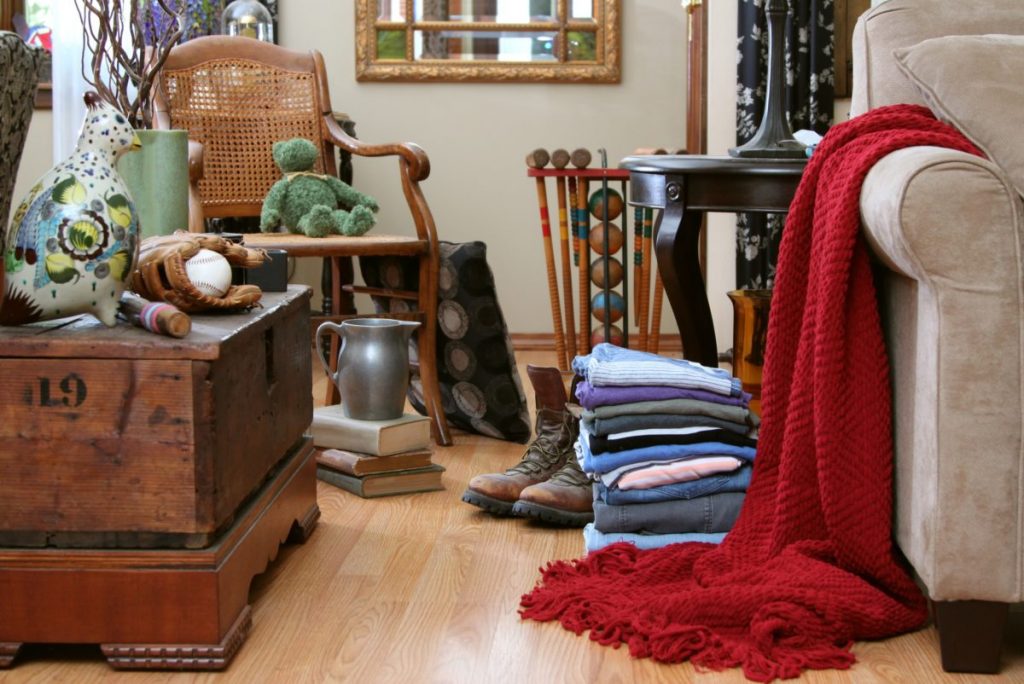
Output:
[74, 0, 186, 128]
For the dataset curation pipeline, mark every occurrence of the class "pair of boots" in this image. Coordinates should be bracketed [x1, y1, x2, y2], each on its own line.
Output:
[461, 365, 593, 527]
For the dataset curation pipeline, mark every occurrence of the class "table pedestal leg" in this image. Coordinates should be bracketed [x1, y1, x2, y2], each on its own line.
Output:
[655, 184, 718, 367]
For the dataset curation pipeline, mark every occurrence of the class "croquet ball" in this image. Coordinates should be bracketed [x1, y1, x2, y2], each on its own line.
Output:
[590, 257, 623, 288]
[591, 290, 625, 323]
[588, 222, 622, 253]
[589, 188, 624, 221]
[591, 324, 624, 348]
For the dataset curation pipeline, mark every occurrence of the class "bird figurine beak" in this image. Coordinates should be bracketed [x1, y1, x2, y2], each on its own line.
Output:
[131, 134, 142, 150]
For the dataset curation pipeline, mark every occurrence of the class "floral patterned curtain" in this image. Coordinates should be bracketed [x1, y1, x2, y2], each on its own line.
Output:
[735, 0, 834, 289]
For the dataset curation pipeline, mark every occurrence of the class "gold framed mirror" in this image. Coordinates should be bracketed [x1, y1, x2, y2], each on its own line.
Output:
[355, 0, 621, 83]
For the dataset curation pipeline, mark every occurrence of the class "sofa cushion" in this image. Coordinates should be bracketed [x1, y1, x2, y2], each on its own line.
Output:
[851, 0, 1024, 116]
[894, 34, 1024, 197]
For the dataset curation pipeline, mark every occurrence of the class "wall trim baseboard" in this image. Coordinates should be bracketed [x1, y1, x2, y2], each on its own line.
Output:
[509, 333, 684, 353]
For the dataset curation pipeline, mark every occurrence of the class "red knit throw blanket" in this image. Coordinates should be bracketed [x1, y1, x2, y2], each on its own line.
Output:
[520, 105, 984, 681]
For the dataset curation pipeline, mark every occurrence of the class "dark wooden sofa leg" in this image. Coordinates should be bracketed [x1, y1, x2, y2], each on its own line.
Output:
[933, 600, 1009, 674]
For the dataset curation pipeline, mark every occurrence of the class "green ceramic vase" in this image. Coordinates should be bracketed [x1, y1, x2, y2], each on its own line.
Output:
[117, 129, 190, 239]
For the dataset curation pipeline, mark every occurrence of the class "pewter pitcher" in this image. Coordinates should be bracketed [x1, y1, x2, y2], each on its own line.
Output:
[315, 318, 420, 420]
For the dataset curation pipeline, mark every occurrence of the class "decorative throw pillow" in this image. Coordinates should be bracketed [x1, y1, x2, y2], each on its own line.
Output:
[360, 242, 532, 443]
[893, 34, 1024, 198]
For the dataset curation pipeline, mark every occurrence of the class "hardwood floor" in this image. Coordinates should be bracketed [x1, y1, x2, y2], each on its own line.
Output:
[4, 349, 1024, 682]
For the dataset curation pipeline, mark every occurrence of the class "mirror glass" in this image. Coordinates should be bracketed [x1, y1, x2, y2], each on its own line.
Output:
[357, 0, 620, 82]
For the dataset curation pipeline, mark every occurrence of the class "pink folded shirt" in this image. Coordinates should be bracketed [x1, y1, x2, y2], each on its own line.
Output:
[615, 456, 744, 490]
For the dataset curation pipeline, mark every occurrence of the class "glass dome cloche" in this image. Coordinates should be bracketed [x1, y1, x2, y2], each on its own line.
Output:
[221, 0, 274, 42]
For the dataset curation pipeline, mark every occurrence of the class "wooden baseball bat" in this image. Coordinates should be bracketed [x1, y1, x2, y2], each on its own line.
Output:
[640, 207, 655, 351]
[118, 292, 191, 338]
[596, 149, 611, 348]
[577, 178, 591, 354]
[525, 148, 550, 169]
[650, 269, 665, 354]
[550, 148, 570, 170]
[633, 206, 647, 351]
[534, 177, 568, 369]
[568, 177, 581, 268]
[570, 148, 591, 169]
[554, 175, 577, 360]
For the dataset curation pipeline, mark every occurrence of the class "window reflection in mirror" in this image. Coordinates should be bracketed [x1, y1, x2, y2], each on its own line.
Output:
[356, 0, 620, 83]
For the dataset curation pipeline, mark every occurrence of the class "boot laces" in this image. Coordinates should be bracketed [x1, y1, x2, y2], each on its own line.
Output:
[507, 409, 574, 476]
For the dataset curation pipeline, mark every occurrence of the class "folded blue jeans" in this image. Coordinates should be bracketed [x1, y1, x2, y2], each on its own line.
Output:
[592, 492, 746, 534]
[583, 522, 727, 553]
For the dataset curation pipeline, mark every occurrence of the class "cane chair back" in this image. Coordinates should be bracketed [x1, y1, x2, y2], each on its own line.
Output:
[154, 40, 333, 219]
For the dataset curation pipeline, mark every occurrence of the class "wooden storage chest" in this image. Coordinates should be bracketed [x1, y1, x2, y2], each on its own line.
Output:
[0, 287, 313, 548]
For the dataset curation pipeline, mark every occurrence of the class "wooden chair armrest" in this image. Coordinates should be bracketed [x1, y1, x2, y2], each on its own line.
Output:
[322, 112, 430, 182]
[186, 140, 205, 233]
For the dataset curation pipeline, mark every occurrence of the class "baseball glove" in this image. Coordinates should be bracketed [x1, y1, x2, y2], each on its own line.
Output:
[129, 231, 268, 313]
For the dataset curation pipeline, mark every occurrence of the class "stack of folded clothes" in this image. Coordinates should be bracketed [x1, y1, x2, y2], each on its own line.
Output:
[573, 344, 759, 553]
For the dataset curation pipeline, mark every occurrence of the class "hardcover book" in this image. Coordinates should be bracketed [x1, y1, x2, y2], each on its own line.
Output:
[315, 447, 433, 477]
[310, 405, 431, 456]
[316, 463, 446, 498]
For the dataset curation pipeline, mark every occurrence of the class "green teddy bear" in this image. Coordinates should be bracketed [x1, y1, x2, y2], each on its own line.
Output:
[260, 137, 378, 237]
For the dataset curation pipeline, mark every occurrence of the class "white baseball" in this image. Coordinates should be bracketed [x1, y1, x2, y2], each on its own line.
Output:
[185, 248, 232, 297]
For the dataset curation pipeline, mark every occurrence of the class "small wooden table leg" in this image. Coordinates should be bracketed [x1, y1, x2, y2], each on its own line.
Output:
[0, 643, 21, 668]
[656, 187, 718, 366]
[933, 599, 1008, 674]
[287, 500, 322, 543]
[325, 256, 343, 406]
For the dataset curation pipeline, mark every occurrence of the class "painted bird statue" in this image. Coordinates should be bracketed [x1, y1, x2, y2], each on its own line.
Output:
[0, 92, 141, 327]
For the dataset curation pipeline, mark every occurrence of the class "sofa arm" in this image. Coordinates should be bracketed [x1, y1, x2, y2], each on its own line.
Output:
[861, 146, 1022, 281]
[860, 146, 1024, 602]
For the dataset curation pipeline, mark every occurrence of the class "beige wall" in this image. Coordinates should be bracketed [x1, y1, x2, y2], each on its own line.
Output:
[11, 109, 53, 212]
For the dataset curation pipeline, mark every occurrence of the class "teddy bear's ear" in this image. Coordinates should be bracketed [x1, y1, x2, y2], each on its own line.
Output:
[272, 140, 287, 159]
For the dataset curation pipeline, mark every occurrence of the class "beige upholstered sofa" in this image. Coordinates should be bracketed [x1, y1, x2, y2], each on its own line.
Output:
[852, 0, 1024, 673]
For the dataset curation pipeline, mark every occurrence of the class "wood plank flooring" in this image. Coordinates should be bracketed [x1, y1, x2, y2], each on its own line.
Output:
[4, 350, 1024, 683]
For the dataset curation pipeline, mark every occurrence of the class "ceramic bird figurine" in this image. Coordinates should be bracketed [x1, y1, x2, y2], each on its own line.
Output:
[0, 92, 141, 327]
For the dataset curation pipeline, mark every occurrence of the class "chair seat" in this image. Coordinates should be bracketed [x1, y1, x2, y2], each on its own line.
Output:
[243, 233, 429, 257]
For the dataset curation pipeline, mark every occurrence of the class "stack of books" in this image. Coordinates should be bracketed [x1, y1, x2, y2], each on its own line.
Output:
[310, 405, 444, 498]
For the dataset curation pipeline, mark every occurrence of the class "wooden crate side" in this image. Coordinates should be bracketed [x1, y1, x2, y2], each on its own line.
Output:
[197, 295, 313, 529]
[0, 359, 198, 534]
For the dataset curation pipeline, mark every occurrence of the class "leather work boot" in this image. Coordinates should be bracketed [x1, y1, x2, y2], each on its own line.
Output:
[462, 365, 577, 516]
[512, 457, 594, 527]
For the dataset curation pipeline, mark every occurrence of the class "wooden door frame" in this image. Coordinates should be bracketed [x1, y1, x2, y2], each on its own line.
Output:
[685, 0, 707, 156]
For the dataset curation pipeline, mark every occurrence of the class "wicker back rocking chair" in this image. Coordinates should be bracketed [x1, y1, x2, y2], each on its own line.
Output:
[152, 35, 450, 446]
